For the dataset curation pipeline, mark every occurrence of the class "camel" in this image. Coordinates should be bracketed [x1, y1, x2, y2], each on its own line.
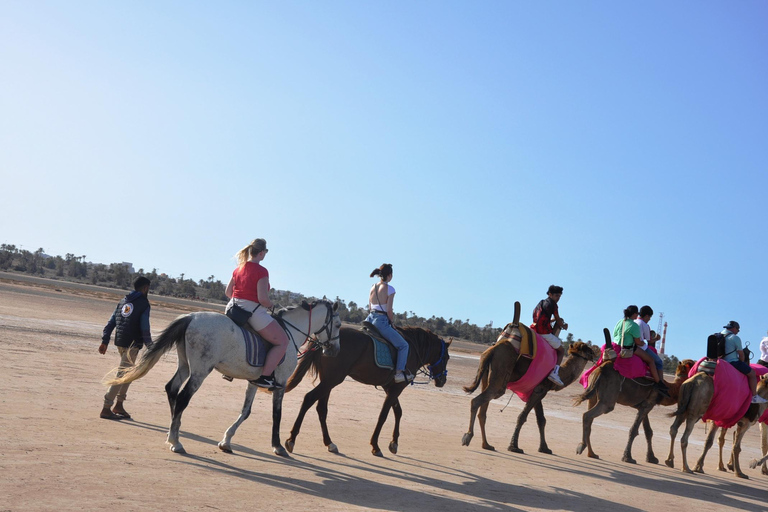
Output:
[461, 301, 597, 454]
[747, 422, 768, 474]
[688, 376, 768, 478]
[664, 371, 714, 473]
[574, 328, 694, 464]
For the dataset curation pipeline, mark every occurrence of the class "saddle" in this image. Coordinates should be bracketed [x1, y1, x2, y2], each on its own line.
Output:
[237, 322, 284, 368]
[361, 321, 398, 370]
[496, 323, 536, 359]
[687, 357, 760, 428]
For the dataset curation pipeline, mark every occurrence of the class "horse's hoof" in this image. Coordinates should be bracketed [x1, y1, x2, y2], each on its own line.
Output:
[647, 456, 659, 464]
[539, 447, 552, 455]
[622, 457, 637, 464]
[327, 443, 338, 454]
[285, 440, 295, 454]
[388, 442, 398, 454]
[372, 449, 383, 457]
[508, 446, 522, 454]
[461, 433, 473, 446]
[575, 443, 585, 455]
[273, 446, 289, 457]
[218, 442, 233, 454]
[664, 459, 674, 468]
[170, 444, 186, 454]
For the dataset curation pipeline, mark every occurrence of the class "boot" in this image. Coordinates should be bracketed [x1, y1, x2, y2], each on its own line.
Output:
[112, 401, 132, 419]
[100, 406, 122, 420]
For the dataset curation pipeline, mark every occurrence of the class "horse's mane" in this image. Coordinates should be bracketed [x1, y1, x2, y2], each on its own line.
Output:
[275, 299, 327, 317]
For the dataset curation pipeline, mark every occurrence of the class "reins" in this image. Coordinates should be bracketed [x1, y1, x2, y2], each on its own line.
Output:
[409, 334, 448, 385]
[274, 300, 339, 355]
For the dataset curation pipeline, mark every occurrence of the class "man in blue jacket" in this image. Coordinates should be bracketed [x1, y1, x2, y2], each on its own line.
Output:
[99, 276, 153, 419]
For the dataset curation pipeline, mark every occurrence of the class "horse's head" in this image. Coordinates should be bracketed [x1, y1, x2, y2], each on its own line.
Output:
[311, 300, 341, 357]
[281, 300, 341, 357]
[568, 341, 597, 362]
[427, 334, 451, 388]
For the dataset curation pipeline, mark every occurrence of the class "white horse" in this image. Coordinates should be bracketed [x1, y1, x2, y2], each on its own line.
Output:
[106, 300, 340, 456]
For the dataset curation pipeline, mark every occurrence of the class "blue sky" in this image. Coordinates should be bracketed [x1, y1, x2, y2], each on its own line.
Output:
[2, 2, 767, 360]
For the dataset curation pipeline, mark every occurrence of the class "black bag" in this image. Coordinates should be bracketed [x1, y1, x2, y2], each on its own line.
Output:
[226, 303, 255, 327]
[706, 333, 726, 359]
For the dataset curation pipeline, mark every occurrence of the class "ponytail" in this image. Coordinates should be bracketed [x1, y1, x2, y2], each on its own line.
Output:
[623, 305, 639, 319]
[235, 238, 267, 267]
[370, 263, 393, 280]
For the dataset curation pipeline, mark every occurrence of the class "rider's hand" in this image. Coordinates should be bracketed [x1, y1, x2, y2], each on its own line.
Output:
[98, 343, 108, 355]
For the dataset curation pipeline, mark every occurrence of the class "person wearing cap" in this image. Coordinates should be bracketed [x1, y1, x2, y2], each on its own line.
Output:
[758, 330, 768, 368]
[721, 321, 767, 404]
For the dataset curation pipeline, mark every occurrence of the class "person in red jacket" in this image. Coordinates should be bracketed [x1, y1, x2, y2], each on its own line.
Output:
[532, 285, 567, 386]
[225, 238, 288, 390]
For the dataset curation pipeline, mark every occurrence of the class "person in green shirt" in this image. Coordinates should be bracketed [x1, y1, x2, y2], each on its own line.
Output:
[613, 305, 669, 397]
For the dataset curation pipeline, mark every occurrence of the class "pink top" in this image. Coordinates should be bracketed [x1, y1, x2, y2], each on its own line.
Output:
[231, 262, 269, 303]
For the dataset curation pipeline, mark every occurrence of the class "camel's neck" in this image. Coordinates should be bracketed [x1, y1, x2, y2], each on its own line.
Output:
[559, 355, 591, 385]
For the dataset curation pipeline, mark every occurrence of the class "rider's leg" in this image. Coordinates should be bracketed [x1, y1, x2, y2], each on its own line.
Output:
[634, 348, 660, 382]
[258, 320, 289, 376]
[371, 315, 409, 378]
[542, 334, 565, 385]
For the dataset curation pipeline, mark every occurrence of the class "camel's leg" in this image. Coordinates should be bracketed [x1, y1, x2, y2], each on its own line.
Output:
[694, 422, 719, 473]
[370, 387, 402, 457]
[462, 379, 503, 448]
[718, 427, 728, 472]
[642, 415, 658, 464]
[731, 420, 752, 479]
[679, 416, 700, 474]
[762, 423, 768, 475]
[166, 369, 210, 454]
[508, 400, 535, 454]
[218, 383, 258, 453]
[622, 406, 652, 464]
[577, 399, 614, 459]
[665, 413, 685, 468]
[388, 399, 402, 454]
[478, 399, 495, 451]
[533, 400, 552, 454]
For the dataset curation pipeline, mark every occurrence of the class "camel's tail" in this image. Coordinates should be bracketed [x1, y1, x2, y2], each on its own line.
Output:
[285, 346, 321, 392]
[104, 314, 193, 386]
[668, 377, 694, 419]
[574, 365, 603, 406]
[463, 345, 496, 394]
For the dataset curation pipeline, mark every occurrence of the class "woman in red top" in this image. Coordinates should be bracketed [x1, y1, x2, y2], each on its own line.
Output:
[225, 238, 288, 389]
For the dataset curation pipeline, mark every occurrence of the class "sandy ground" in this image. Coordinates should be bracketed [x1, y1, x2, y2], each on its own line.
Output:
[1, 278, 766, 512]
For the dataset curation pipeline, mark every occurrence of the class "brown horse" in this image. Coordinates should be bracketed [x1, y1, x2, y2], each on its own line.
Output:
[461, 338, 596, 454]
[574, 329, 695, 464]
[285, 325, 450, 456]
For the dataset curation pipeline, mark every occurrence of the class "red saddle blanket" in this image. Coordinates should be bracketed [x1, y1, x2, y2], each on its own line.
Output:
[688, 358, 768, 429]
[579, 343, 653, 389]
[505, 333, 557, 402]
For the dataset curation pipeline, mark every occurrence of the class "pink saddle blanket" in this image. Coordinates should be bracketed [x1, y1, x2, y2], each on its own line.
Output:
[505, 333, 557, 402]
[687, 358, 767, 429]
[579, 343, 653, 389]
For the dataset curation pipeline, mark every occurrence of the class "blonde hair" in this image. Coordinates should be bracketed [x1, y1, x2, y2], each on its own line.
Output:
[235, 238, 267, 267]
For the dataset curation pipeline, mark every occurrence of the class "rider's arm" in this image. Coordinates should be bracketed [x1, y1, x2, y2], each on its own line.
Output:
[737, 349, 745, 362]
[257, 277, 273, 308]
[387, 292, 396, 324]
[225, 277, 235, 299]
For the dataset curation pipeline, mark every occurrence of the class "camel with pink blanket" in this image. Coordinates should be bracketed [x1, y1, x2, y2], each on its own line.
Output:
[575, 329, 694, 464]
[461, 301, 597, 454]
[666, 360, 768, 478]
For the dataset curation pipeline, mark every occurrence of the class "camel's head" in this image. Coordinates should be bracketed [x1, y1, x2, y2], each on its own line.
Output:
[675, 359, 696, 378]
[568, 341, 597, 362]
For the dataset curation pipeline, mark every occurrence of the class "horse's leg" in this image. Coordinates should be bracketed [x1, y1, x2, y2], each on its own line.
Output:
[533, 400, 552, 454]
[731, 421, 751, 479]
[508, 400, 535, 454]
[388, 398, 402, 454]
[165, 343, 190, 414]
[577, 397, 613, 459]
[370, 387, 401, 457]
[718, 427, 728, 472]
[665, 412, 685, 468]
[316, 385, 339, 453]
[166, 370, 210, 454]
[693, 422, 719, 473]
[270, 387, 288, 456]
[622, 406, 650, 464]
[642, 414, 658, 464]
[218, 383, 258, 454]
[286, 384, 326, 454]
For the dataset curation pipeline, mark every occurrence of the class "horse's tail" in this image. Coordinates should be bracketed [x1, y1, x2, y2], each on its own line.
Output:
[668, 377, 694, 418]
[285, 346, 321, 392]
[463, 345, 496, 394]
[573, 364, 603, 406]
[104, 314, 193, 386]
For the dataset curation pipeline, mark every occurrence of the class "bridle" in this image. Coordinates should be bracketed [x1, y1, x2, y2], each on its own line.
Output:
[412, 336, 448, 384]
[275, 300, 339, 353]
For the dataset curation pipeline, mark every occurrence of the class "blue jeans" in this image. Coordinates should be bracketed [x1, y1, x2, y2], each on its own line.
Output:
[646, 348, 664, 375]
[366, 312, 409, 371]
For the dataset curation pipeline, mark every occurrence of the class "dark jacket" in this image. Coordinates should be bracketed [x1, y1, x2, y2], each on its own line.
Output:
[102, 291, 151, 348]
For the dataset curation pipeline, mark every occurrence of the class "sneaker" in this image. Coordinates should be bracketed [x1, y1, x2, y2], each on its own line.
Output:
[250, 374, 283, 390]
[394, 371, 407, 383]
[751, 394, 768, 404]
[547, 370, 564, 387]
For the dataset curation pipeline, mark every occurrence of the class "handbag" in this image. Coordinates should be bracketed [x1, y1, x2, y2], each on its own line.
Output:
[226, 301, 257, 327]
[618, 319, 634, 358]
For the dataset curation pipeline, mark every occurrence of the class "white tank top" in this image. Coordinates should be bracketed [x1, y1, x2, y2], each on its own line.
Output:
[369, 283, 395, 312]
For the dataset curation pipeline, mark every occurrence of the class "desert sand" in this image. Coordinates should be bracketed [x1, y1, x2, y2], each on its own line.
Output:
[1, 278, 766, 511]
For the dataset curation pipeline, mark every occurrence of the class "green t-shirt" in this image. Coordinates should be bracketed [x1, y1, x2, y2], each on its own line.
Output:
[614, 318, 640, 348]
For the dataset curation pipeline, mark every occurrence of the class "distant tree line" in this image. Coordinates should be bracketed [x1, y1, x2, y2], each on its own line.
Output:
[0, 243, 683, 359]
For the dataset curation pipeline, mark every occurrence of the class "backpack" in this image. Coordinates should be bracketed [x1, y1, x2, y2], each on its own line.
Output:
[706, 332, 738, 360]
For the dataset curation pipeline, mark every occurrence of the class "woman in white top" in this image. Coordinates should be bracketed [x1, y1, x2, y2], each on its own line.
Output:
[365, 263, 412, 383]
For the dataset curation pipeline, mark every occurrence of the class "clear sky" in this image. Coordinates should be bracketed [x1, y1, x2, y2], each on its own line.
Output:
[2, 2, 767, 360]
